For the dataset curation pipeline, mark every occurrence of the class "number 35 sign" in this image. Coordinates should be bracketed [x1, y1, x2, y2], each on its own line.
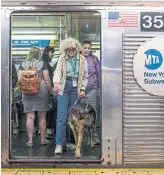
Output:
[141, 12, 164, 31]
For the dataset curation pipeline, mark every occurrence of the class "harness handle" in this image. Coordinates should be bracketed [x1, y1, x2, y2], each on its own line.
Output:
[74, 97, 89, 110]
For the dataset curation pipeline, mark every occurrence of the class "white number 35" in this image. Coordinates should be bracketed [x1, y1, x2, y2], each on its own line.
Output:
[142, 15, 163, 29]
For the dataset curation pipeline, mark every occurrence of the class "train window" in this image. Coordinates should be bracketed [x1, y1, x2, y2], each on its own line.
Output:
[11, 11, 101, 161]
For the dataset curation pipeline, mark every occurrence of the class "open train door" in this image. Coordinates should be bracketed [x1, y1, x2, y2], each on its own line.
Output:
[3, 9, 103, 165]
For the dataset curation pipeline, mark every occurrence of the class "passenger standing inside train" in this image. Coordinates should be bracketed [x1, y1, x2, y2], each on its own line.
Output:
[53, 37, 88, 154]
[18, 47, 51, 147]
[12, 62, 18, 89]
[81, 40, 100, 145]
[12, 62, 19, 134]
[42, 46, 57, 138]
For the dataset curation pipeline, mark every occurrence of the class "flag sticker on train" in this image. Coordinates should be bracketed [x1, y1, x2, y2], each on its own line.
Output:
[108, 11, 138, 27]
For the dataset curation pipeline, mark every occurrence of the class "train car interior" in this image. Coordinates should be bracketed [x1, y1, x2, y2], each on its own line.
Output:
[11, 11, 101, 160]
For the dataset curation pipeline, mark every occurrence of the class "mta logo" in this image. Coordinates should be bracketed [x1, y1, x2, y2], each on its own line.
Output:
[144, 49, 163, 70]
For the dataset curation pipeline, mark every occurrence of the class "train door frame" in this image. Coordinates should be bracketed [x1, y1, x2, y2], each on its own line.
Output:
[1, 6, 104, 166]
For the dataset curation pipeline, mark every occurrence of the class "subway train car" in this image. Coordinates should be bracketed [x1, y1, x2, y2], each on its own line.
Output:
[1, 0, 164, 168]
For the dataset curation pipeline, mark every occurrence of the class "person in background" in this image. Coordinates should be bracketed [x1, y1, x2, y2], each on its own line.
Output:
[53, 37, 88, 154]
[18, 47, 51, 147]
[19, 57, 39, 134]
[42, 46, 57, 138]
[81, 40, 100, 145]
[42, 46, 55, 85]
[12, 62, 18, 89]
[12, 62, 19, 134]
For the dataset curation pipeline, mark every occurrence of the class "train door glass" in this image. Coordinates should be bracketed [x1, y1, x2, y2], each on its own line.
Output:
[11, 11, 101, 160]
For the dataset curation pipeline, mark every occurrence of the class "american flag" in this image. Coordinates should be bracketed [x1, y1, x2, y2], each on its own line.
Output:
[108, 11, 138, 27]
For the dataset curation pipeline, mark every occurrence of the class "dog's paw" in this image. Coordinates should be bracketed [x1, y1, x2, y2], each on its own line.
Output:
[75, 150, 81, 157]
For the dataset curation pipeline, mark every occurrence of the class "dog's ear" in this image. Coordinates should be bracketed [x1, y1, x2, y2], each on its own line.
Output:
[77, 110, 80, 115]
[71, 108, 80, 116]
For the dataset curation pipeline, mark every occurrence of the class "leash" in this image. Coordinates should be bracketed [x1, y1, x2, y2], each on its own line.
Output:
[74, 97, 89, 110]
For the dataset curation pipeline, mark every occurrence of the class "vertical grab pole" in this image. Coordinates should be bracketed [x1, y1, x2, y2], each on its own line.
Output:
[60, 16, 62, 44]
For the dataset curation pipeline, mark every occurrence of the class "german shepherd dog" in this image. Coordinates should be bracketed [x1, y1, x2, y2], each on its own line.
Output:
[68, 98, 96, 157]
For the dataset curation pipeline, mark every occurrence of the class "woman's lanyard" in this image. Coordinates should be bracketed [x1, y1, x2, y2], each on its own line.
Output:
[69, 58, 77, 87]
[70, 58, 77, 77]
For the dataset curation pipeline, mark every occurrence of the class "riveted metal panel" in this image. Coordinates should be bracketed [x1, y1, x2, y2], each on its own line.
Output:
[122, 34, 164, 164]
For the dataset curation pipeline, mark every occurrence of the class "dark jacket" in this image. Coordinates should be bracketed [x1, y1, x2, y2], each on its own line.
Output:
[43, 58, 58, 87]
[12, 62, 18, 89]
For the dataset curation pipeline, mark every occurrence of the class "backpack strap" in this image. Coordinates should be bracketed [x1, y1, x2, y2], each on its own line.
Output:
[22, 60, 36, 70]
[90, 53, 97, 65]
[31, 59, 39, 69]
[92, 56, 97, 65]
[51, 60, 58, 72]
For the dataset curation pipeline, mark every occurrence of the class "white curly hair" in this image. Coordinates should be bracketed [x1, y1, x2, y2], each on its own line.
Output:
[59, 37, 82, 55]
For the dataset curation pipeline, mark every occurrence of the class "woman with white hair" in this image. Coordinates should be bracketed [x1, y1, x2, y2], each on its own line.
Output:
[53, 37, 88, 154]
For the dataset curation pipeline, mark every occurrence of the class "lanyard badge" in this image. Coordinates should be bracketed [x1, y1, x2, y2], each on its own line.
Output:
[72, 76, 77, 87]
[70, 59, 77, 87]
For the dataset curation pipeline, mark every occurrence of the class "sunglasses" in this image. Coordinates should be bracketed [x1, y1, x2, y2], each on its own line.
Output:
[66, 48, 76, 52]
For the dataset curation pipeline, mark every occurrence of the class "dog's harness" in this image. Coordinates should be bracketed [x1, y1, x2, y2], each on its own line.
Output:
[70, 97, 95, 127]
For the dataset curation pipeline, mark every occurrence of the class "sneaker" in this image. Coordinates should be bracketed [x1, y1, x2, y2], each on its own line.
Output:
[33, 126, 38, 134]
[55, 145, 63, 154]
[13, 127, 19, 135]
[94, 135, 100, 145]
[67, 143, 76, 150]
[46, 128, 52, 135]
[45, 133, 54, 139]
[50, 128, 55, 136]
[38, 129, 40, 135]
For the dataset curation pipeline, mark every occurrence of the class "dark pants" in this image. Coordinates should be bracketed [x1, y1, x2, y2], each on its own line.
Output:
[47, 95, 57, 134]
[12, 103, 18, 127]
[12, 94, 19, 127]
[34, 112, 38, 127]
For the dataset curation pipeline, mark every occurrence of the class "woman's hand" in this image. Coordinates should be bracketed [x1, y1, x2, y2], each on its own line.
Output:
[53, 83, 60, 93]
[79, 90, 85, 98]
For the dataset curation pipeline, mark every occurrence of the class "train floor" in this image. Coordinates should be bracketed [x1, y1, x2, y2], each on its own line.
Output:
[2, 169, 164, 175]
[11, 131, 101, 159]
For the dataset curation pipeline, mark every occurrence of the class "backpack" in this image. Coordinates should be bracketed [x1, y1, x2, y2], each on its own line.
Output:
[19, 60, 42, 96]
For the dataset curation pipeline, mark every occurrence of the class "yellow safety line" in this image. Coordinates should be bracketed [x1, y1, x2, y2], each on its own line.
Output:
[2, 168, 164, 171]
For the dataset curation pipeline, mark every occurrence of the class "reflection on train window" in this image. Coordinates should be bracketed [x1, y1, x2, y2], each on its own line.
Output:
[11, 12, 101, 159]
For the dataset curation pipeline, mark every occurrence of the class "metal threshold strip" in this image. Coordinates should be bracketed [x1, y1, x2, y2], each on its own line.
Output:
[7, 158, 103, 164]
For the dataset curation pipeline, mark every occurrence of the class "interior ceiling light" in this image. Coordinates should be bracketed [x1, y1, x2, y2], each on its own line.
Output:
[12, 31, 56, 34]
[92, 13, 100, 16]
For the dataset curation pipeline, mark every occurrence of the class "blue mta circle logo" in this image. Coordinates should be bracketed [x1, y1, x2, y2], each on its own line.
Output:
[144, 49, 163, 70]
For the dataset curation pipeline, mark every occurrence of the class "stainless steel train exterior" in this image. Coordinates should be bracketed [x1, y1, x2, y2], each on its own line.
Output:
[1, 0, 164, 167]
